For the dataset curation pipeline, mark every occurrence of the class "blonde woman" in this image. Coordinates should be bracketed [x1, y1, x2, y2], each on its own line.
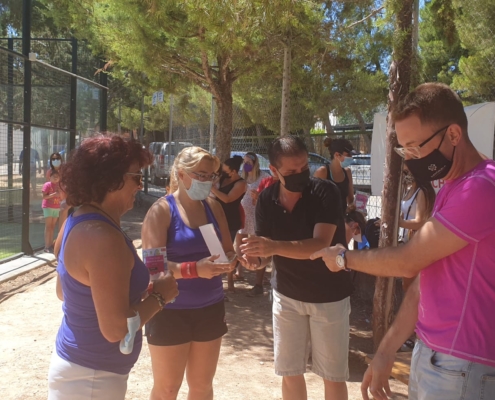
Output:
[142, 147, 237, 400]
[232, 152, 269, 293]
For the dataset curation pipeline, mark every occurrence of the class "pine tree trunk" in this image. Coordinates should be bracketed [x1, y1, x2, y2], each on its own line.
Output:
[303, 127, 315, 152]
[372, 0, 414, 351]
[355, 111, 371, 153]
[280, 41, 292, 136]
[255, 124, 264, 147]
[215, 79, 234, 162]
[323, 112, 335, 135]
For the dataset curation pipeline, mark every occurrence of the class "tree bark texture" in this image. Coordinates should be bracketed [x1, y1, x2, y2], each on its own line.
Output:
[323, 112, 335, 135]
[372, 0, 414, 352]
[280, 42, 292, 136]
[303, 127, 315, 152]
[255, 124, 264, 147]
[355, 111, 371, 153]
[215, 82, 234, 162]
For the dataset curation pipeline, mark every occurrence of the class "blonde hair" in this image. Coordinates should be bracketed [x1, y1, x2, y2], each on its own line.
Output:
[241, 152, 261, 181]
[169, 146, 220, 193]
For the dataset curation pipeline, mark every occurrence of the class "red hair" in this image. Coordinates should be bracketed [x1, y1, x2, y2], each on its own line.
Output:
[60, 135, 152, 206]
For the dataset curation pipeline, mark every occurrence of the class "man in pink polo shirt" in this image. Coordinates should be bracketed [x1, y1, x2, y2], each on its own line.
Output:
[311, 83, 495, 400]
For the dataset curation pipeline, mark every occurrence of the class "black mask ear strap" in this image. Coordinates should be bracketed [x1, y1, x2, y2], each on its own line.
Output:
[437, 127, 449, 149]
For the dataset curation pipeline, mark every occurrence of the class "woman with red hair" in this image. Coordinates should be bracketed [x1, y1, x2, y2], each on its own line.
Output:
[48, 135, 178, 400]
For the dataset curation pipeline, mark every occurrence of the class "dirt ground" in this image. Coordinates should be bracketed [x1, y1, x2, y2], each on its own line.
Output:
[0, 206, 408, 400]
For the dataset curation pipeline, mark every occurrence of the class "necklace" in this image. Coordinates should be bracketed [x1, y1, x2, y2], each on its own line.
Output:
[84, 204, 133, 243]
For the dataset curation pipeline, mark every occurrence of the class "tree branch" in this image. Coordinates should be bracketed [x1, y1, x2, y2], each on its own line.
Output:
[346, 6, 385, 29]
[198, 27, 221, 99]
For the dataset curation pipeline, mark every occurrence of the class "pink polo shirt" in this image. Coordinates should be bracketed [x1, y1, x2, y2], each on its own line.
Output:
[416, 160, 495, 367]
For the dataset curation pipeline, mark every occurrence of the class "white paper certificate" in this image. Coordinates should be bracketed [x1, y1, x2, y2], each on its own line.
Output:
[199, 223, 229, 263]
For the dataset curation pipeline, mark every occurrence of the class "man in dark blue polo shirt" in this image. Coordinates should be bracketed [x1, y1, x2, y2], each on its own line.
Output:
[240, 135, 353, 400]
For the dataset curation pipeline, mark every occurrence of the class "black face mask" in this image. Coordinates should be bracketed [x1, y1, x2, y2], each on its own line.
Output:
[405, 144, 456, 183]
[279, 168, 311, 193]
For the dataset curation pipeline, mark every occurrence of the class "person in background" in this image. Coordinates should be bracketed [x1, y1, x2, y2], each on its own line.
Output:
[237, 152, 270, 293]
[241, 136, 352, 400]
[344, 210, 368, 250]
[46, 152, 63, 180]
[210, 156, 247, 292]
[311, 83, 495, 400]
[48, 135, 178, 400]
[142, 146, 237, 400]
[19, 143, 41, 198]
[42, 171, 61, 253]
[314, 138, 356, 213]
[46, 152, 70, 230]
[398, 166, 436, 292]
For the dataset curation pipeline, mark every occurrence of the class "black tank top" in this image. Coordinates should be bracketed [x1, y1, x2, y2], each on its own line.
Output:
[216, 178, 245, 232]
[326, 164, 349, 213]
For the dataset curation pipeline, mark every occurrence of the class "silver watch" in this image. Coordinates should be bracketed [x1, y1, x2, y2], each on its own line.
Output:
[336, 249, 348, 270]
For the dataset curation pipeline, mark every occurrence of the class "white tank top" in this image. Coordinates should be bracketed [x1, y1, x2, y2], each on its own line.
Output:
[400, 188, 420, 242]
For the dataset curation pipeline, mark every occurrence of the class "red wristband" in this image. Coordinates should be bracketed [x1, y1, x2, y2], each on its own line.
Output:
[180, 262, 198, 279]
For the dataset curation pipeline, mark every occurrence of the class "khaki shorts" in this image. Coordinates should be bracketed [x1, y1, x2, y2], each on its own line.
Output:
[272, 290, 350, 381]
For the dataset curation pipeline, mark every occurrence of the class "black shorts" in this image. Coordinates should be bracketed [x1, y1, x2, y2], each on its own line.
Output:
[145, 300, 228, 346]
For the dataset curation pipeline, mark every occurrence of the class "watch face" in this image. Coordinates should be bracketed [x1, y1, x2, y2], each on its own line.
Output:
[336, 255, 345, 269]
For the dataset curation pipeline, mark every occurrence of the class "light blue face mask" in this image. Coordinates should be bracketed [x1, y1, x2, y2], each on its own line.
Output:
[185, 178, 213, 200]
[340, 157, 354, 168]
[52, 160, 61, 168]
[120, 312, 141, 355]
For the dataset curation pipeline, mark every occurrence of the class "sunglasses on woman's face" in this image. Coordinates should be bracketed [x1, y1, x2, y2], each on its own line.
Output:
[51, 157, 61, 161]
[126, 172, 144, 185]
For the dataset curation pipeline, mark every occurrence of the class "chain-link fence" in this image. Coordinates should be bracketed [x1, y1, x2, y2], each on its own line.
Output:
[0, 41, 107, 260]
[0, 47, 25, 259]
[132, 90, 381, 217]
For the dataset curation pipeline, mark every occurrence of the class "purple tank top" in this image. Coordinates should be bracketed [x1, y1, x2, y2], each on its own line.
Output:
[163, 195, 224, 309]
[55, 213, 149, 375]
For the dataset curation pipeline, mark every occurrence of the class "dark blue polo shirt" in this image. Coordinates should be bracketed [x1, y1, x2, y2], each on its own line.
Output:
[255, 178, 353, 303]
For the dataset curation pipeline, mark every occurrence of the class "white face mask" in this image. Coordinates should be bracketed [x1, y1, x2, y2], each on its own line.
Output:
[52, 160, 61, 168]
[353, 232, 362, 243]
[184, 177, 213, 200]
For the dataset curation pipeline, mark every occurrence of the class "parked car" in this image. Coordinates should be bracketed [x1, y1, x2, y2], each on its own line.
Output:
[350, 154, 371, 187]
[148, 142, 163, 156]
[306, 152, 372, 188]
[149, 141, 193, 185]
[307, 152, 330, 176]
[228, 151, 271, 175]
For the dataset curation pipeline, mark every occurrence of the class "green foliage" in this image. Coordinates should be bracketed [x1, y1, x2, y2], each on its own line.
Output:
[310, 128, 326, 135]
[16, 0, 394, 144]
[451, 0, 495, 102]
[419, 0, 465, 86]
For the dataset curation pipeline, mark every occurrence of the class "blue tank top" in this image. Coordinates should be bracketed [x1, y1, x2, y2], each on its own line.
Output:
[55, 213, 149, 375]
[163, 195, 224, 309]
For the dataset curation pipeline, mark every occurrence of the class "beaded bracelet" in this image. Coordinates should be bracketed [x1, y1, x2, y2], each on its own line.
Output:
[150, 292, 166, 308]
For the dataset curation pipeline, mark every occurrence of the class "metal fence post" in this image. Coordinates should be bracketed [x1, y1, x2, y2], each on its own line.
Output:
[69, 38, 77, 153]
[208, 95, 215, 152]
[7, 38, 14, 222]
[167, 95, 173, 183]
[21, 0, 33, 255]
[139, 94, 148, 194]
[99, 60, 108, 132]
